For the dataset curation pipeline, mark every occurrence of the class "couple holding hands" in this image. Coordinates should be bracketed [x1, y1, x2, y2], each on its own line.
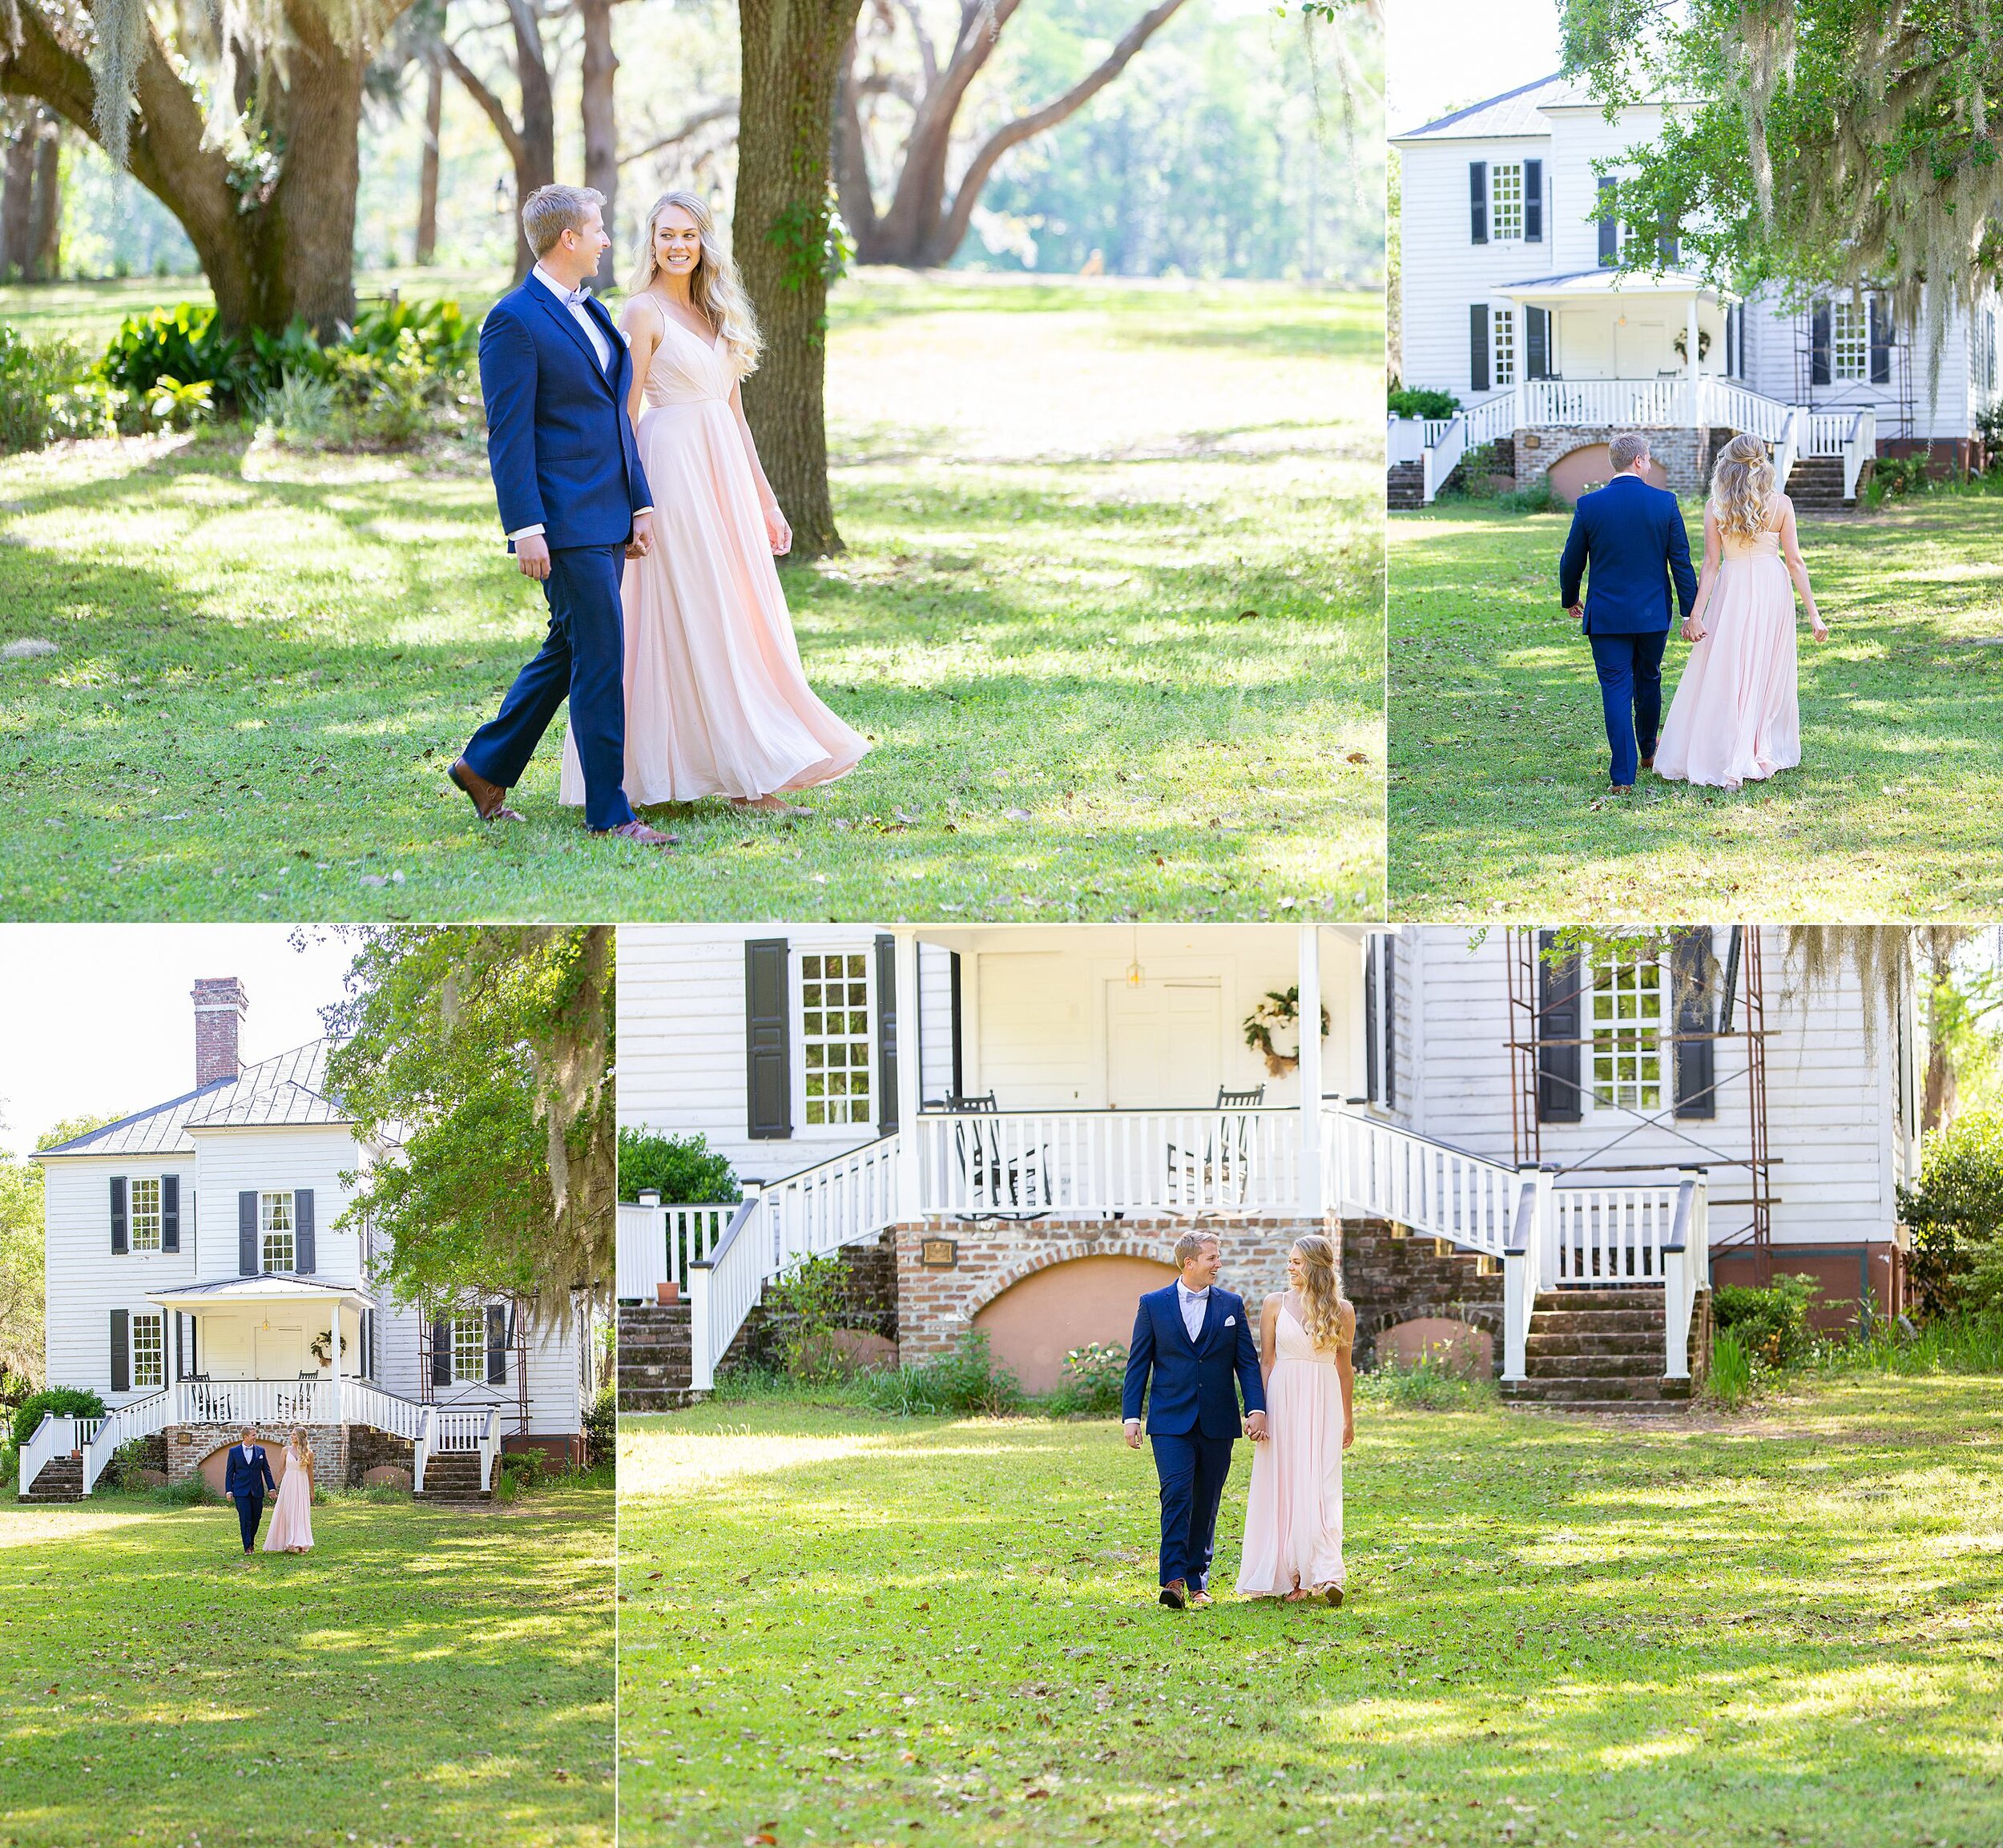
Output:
[1122, 1231, 1356, 1608]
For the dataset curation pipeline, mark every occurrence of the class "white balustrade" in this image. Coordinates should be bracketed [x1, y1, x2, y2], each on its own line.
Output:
[18, 1414, 84, 1496]
[765, 1137, 901, 1266]
[477, 1410, 502, 1491]
[915, 1109, 1301, 1218]
[1662, 1174, 1710, 1379]
[1521, 377, 1691, 428]
[1550, 1185, 1679, 1285]
[1324, 1110, 1524, 1260]
[617, 1202, 731, 1302]
[1423, 417, 1466, 505]
[1843, 409, 1877, 501]
[431, 1408, 489, 1451]
[1773, 406, 1803, 493]
[687, 1197, 768, 1394]
[1698, 379, 1794, 441]
[413, 1407, 434, 1493]
[1388, 418, 1427, 466]
[1806, 412, 1852, 456]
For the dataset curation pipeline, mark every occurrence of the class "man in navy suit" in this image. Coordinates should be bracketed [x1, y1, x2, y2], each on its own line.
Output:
[224, 1427, 276, 1561]
[450, 183, 673, 847]
[1122, 1232, 1267, 1608]
[1558, 432, 1699, 791]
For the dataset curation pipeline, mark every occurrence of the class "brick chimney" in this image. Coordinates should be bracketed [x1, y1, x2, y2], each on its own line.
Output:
[192, 977, 248, 1087]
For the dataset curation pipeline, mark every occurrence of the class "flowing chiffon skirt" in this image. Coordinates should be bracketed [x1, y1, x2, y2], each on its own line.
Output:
[1655, 533, 1801, 790]
[1236, 1306, 1345, 1596]
[262, 1464, 314, 1552]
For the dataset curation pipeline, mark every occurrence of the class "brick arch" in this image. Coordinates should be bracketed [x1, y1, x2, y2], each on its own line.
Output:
[190, 1429, 300, 1495]
[964, 1238, 1185, 1319]
[970, 1246, 1182, 1395]
[1546, 441, 1671, 505]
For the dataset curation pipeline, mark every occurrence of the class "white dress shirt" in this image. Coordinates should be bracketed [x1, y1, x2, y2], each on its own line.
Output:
[1177, 1280, 1211, 1345]
[506, 264, 651, 544]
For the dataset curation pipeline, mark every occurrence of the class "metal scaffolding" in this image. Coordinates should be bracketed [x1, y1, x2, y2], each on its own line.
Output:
[415, 1295, 533, 1436]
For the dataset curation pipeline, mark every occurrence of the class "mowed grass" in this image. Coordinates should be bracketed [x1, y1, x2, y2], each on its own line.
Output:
[1387, 497, 2003, 919]
[0, 272, 1382, 922]
[620, 1378, 2003, 1848]
[0, 1488, 614, 1848]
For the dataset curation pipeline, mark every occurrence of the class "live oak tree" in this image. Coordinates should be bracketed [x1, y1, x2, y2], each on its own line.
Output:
[0, 0, 415, 332]
[324, 925, 615, 1329]
[1561, 0, 2003, 395]
[437, 0, 558, 281]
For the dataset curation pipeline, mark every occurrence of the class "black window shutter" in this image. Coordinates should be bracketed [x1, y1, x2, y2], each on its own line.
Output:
[1469, 161, 1488, 244]
[111, 1309, 130, 1394]
[161, 1175, 179, 1252]
[1363, 948, 1380, 1103]
[1869, 296, 1892, 384]
[238, 1190, 258, 1274]
[295, 1189, 316, 1274]
[1382, 937, 1398, 1111]
[1526, 307, 1550, 380]
[1811, 304, 1832, 385]
[875, 933, 898, 1137]
[1469, 304, 1490, 393]
[1537, 929, 1583, 1123]
[1673, 928, 1716, 1120]
[1597, 179, 1618, 265]
[745, 937, 792, 1140]
[1524, 160, 1542, 241]
[486, 1303, 507, 1384]
[431, 1319, 452, 1387]
[111, 1176, 127, 1254]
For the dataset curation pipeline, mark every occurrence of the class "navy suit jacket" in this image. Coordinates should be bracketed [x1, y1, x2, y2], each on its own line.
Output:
[1558, 473, 1699, 634]
[478, 279, 652, 552]
[224, 1443, 276, 1499]
[1122, 1284, 1265, 1439]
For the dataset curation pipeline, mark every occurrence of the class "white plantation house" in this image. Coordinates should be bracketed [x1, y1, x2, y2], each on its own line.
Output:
[1388, 74, 2003, 505]
[18, 977, 603, 1505]
[616, 924, 1919, 1415]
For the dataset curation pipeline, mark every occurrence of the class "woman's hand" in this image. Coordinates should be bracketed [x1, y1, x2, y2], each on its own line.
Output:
[1682, 616, 1706, 644]
[764, 502, 792, 556]
[1808, 611, 1828, 642]
[1342, 1420, 1355, 1451]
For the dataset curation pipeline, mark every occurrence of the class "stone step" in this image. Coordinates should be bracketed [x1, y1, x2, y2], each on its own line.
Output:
[18, 1455, 83, 1503]
[1387, 461, 1425, 511]
[1533, 1287, 1665, 1312]
[1508, 1396, 1695, 1417]
[1525, 1331, 1667, 1358]
[1503, 1374, 1691, 1402]
[620, 1387, 707, 1412]
[1526, 1351, 1665, 1379]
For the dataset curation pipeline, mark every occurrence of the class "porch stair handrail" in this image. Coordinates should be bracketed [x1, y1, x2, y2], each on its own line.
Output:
[478, 1409, 502, 1492]
[413, 1407, 435, 1493]
[1697, 378, 1793, 442]
[685, 1195, 765, 1395]
[1661, 1173, 1710, 1379]
[1842, 409, 1876, 501]
[82, 1393, 170, 1493]
[1421, 390, 1519, 505]
[19, 1413, 98, 1496]
[1773, 406, 1803, 492]
[1325, 1109, 1526, 1260]
[617, 1201, 732, 1302]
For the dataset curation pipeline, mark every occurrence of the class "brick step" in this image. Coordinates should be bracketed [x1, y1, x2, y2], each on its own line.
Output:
[1387, 461, 1424, 511]
[620, 1387, 707, 1412]
[1527, 1314, 1666, 1339]
[1503, 1374, 1692, 1403]
[1526, 1351, 1666, 1379]
[18, 1455, 83, 1503]
[1509, 1397, 1695, 1417]
[1533, 1288, 1665, 1312]
[1525, 1331, 1668, 1358]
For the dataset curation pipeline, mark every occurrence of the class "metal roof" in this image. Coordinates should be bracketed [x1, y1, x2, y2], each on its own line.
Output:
[1394, 74, 1575, 142]
[36, 1041, 347, 1158]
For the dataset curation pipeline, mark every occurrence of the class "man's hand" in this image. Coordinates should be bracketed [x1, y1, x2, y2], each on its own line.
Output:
[514, 533, 552, 582]
[627, 509, 655, 560]
[1567, 602, 1586, 624]
[1124, 1419, 1143, 1450]
[1245, 1411, 1269, 1443]
[1682, 616, 1705, 643]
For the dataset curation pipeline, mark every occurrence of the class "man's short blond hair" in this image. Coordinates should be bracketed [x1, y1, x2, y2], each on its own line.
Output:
[1608, 432, 1651, 474]
[1173, 1230, 1219, 1267]
[522, 184, 604, 260]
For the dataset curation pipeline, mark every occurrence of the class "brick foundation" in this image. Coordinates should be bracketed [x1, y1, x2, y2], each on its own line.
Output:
[167, 1421, 349, 1488]
[1340, 1218, 1506, 1373]
[891, 1214, 1333, 1362]
[726, 1230, 901, 1371]
[1513, 423, 1719, 496]
[347, 1426, 416, 1483]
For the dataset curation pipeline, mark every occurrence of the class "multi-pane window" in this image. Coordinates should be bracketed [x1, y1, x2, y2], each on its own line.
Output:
[1490, 163, 1525, 241]
[260, 1191, 295, 1271]
[1591, 958, 1663, 1110]
[1492, 309, 1517, 388]
[131, 1311, 163, 1390]
[130, 1178, 161, 1251]
[1830, 298, 1868, 381]
[451, 1313, 486, 1383]
[801, 952, 873, 1126]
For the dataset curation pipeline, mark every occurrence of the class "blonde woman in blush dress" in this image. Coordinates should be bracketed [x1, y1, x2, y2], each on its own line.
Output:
[1654, 432, 1829, 789]
[263, 1430, 316, 1555]
[558, 191, 868, 817]
[1236, 1234, 1355, 1605]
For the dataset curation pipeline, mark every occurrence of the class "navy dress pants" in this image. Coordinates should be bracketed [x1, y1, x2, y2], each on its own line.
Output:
[1588, 627, 1671, 786]
[462, 543, 636, 832]
[235, 1491, 264, 1552]
[1151, 1431, 1235, 1591]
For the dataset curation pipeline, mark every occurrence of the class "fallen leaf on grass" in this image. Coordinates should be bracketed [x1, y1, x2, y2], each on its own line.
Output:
[1003, 807, 1033, 823]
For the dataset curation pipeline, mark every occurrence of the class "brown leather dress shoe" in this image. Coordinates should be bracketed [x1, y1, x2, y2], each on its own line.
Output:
[1610, 783, 1634, 794]
[592, 819, 679, 848]
[449, 757, 524, 822]
[1159, 1579, 1187, 1609]
[1188, 1589, 1214, 1608]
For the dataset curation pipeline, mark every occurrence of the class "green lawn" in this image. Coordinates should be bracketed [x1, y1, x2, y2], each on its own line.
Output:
[621, 1378, 2003, 1848]
[0, 272, 1381, 922]
[1388, 497, 2003, 918]
[0, 1487, 613, 1847]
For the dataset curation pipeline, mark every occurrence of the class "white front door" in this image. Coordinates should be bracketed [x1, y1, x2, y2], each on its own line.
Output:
[1105, 980, 1223, 1109]
[1617, 317, 1666, 376]
[1558, 310, 1612, 378]
[254, 1324, 304, 1378]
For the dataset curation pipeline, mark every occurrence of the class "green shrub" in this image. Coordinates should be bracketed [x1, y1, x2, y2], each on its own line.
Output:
[619, 1128, 740, 1204]
[1444, 441, 1506, 500]
[1711, 1274, 1821, 1368]
[856, 1330, 1023, 1417]
[1356, 1351, 1496, 1411]
[582, 1383, 616, 1469]
[1812, 1311, 2003, 1376]
[253, 368, 337, 445]
[143, 375, 214, 432]
[1900, 1109, 2003, 1319]
[147, 1476, 221, 1507]
[1867, 450, 1936, 505]
[1045, 1342, 1128, 1416]
[764, 1252, 852, 1380]
[345, 296, 479, 372]
[0, 330, 97, 451]
[98, 303, 248, 403]
[1495, 475, 1559, 514]
[1388, 387, 1460, 420]
[10, 1385, 107, 1455]
[1705, 1327, 1755, 1407]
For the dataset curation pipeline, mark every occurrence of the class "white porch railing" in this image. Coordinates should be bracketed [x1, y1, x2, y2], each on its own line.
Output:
[685, 1197, 767, 1395]
[83, 1392, 173, 1492]
[1773, 406, 1802, 493]
[18, 1415, 99, 1495]
[478, 1410, 501, 1491]
[1663, 1176, 1709, 1380]
[1324, 1113, 1525, 1261]
[1388, 417, 1427, 466]
[1550, 1184, 1679, 1284]
[1806, 411, 1852, 455]
[1843, 409, 1877, 501]
[617, 1202, 731, 1302]
[915, 1109, 1303, 1218]
[1698, 379, 1792, 441]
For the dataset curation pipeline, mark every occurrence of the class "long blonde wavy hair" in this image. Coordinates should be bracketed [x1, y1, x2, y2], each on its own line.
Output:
[627, 191, 762, 380]
[1289, 1234, 1352, 1352]
[1711, 431, 1779, 539]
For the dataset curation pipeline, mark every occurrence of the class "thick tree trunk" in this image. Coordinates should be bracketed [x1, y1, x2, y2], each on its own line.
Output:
[507, 0, 556, 280]
[416, 54, 443, 263]
[578, 0, 619, 289]
[735, 0, 862, 557]
[261, 0, 368, 332]
[0, 127, 34, 277]
[28, 116, 59, 279]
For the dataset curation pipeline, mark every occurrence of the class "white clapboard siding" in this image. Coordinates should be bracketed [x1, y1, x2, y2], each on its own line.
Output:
[1400, 925, 1903, 1255]
[374, 1298, 590, 1435]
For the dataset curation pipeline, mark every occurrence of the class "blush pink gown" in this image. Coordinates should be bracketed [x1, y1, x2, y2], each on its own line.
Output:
[559, 307, 869, 807]
[1654, 504, 1802, 790]
[262, 1455, 314, 1552]
[1236, 1300, 1346, 1596]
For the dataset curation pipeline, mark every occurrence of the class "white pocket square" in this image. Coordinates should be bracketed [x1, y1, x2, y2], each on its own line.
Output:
[1225, 1316, 1237, 1327]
